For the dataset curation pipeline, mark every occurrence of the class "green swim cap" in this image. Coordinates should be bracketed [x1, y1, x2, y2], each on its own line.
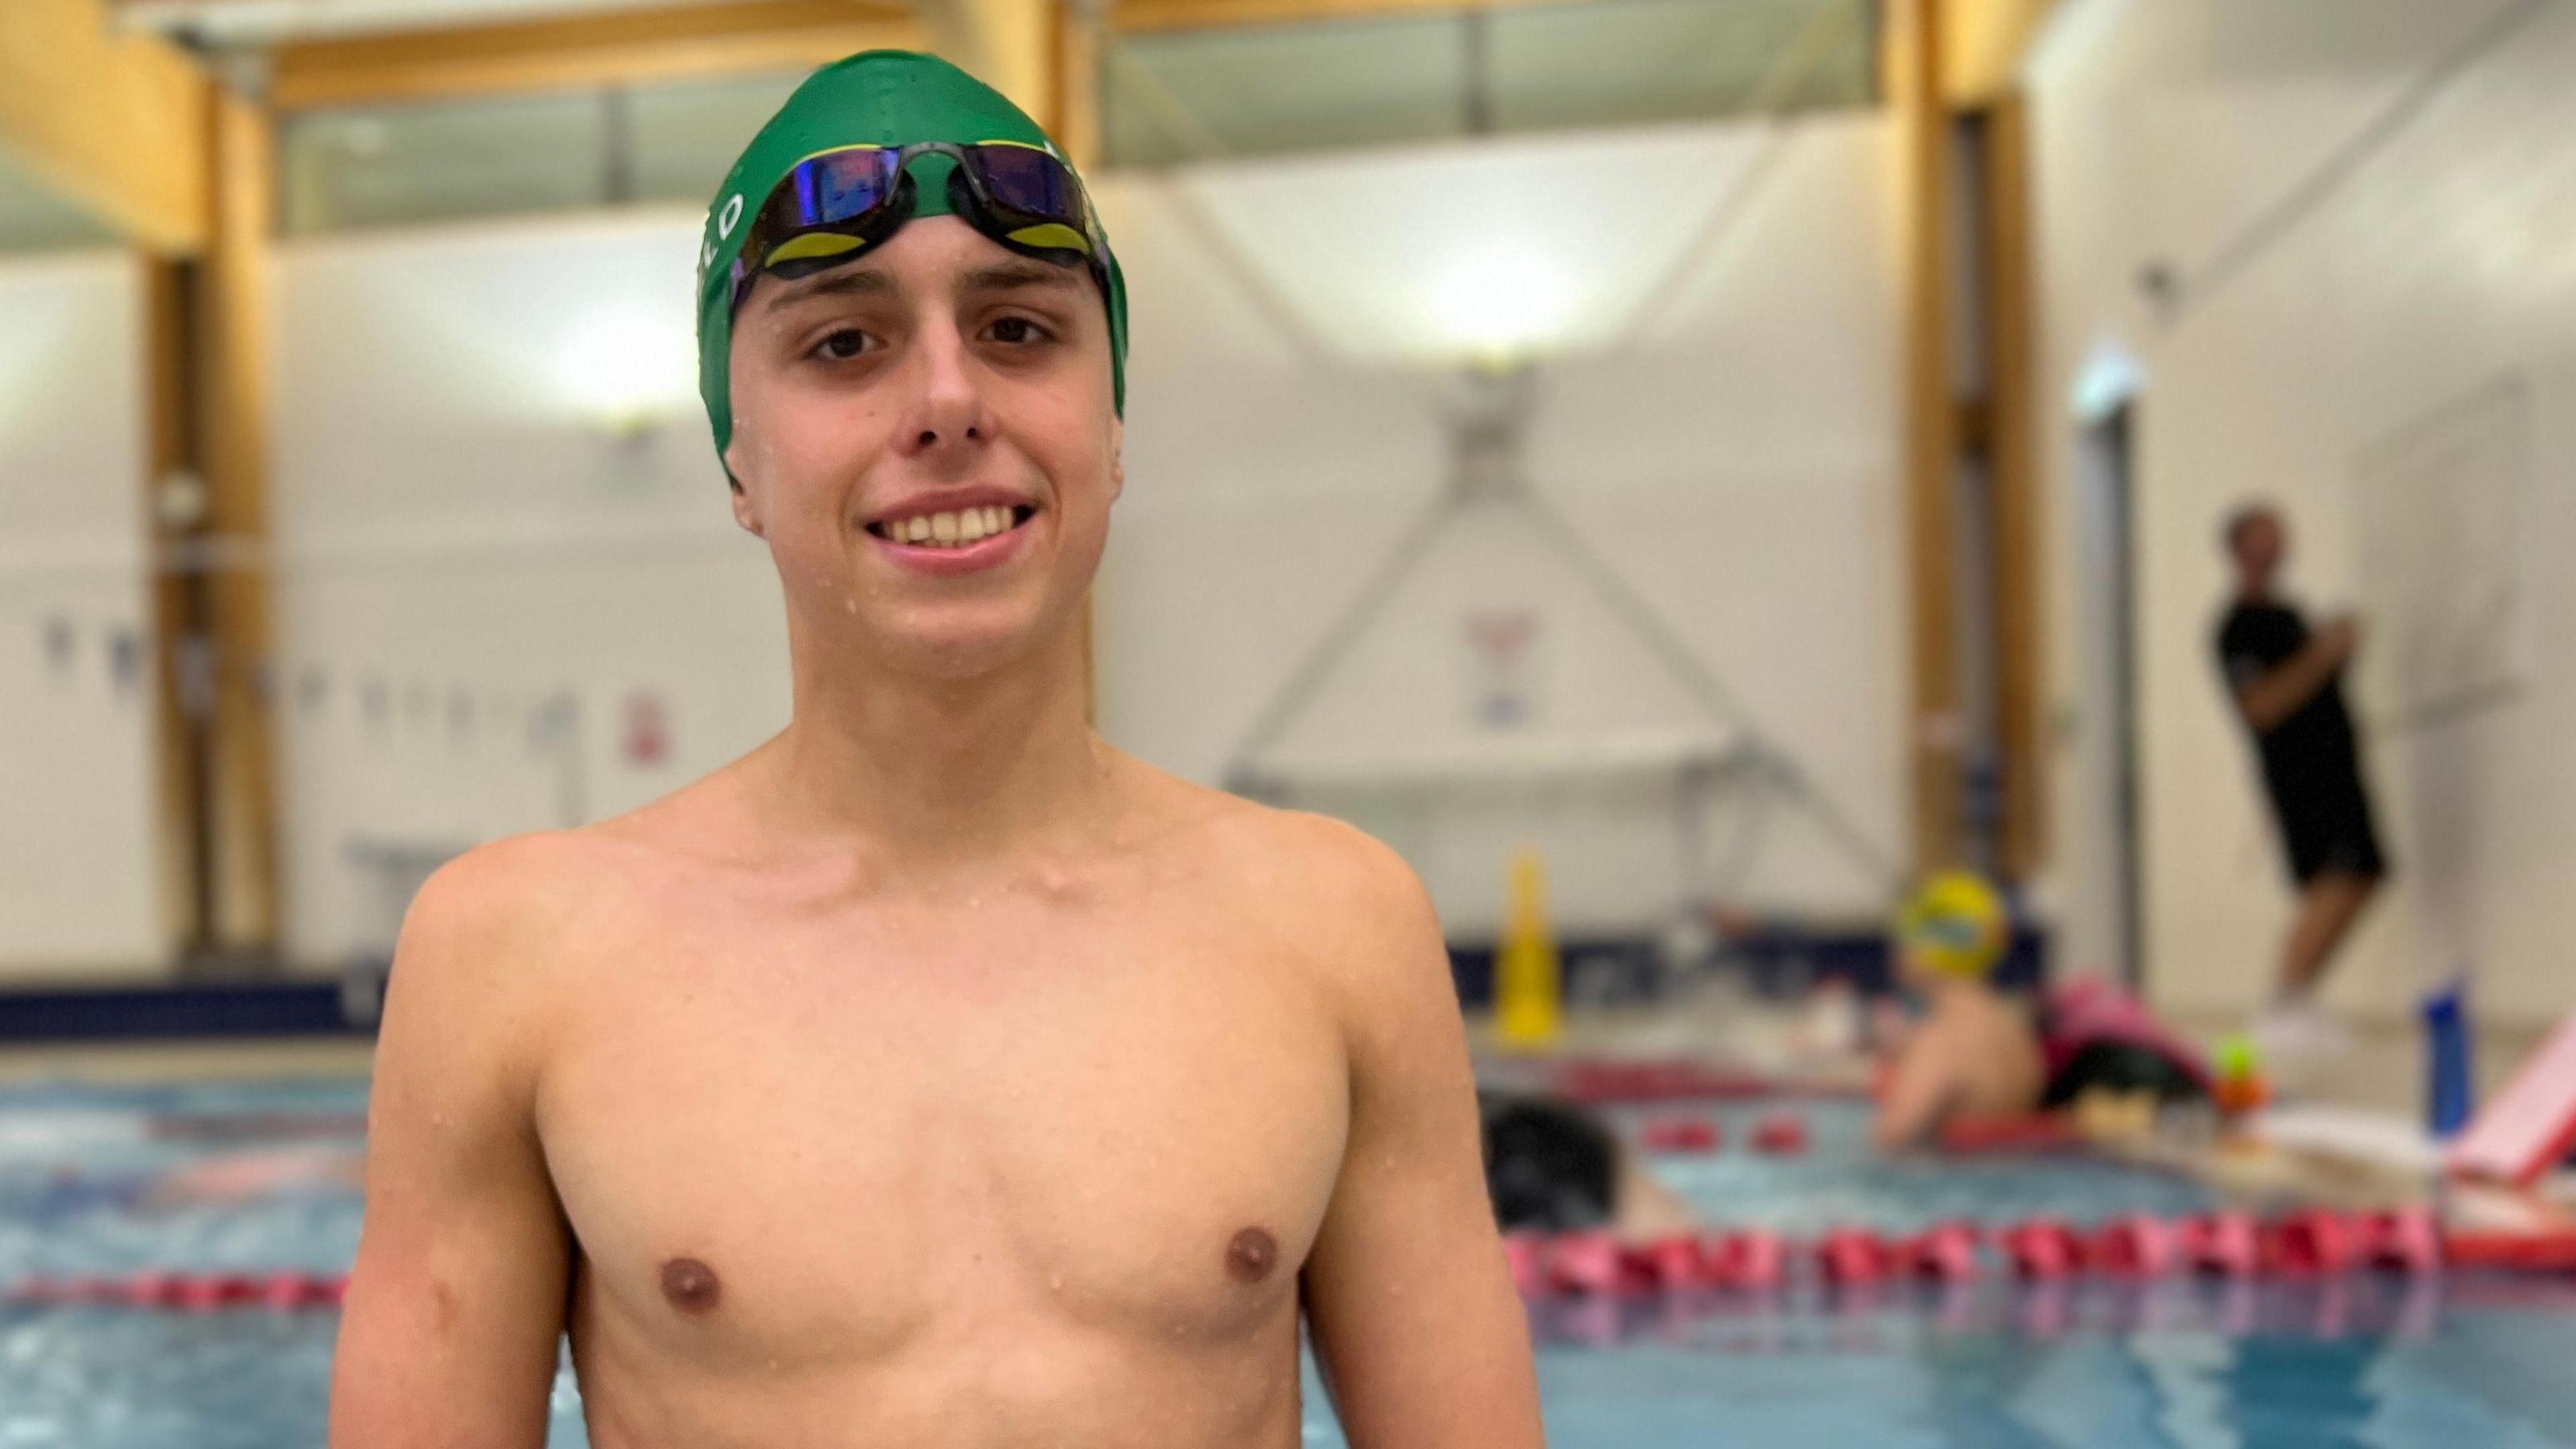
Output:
[695, 50, 1129, 478]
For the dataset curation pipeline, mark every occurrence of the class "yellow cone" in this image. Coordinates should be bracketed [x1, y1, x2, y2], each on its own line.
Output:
[1495, 847, 1562, 1051]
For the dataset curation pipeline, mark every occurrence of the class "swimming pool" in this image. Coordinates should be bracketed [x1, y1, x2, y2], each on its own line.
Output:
[5, 1079, 2575, 1447]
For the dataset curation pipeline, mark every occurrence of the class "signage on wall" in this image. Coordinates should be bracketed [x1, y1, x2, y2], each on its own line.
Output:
[1464, 609, 1540, 729]
[621, 690, 671, 768]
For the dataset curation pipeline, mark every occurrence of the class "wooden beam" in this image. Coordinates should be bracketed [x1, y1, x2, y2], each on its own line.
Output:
[1890, 0, 1964, 875]
[1940, 0, 2059, 107]
[201, 88, 281, 955]
[0, 0, 209, 254]
[1980, 94, 2045, 879]
[916, 0, 1053, 119]
[1110, 0, 1603, 34]
[270, 0, 923, 112]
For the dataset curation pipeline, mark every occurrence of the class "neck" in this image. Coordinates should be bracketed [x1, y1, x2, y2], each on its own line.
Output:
[1923, 973, 1992, 1007]
[752, 608, 1110, 868]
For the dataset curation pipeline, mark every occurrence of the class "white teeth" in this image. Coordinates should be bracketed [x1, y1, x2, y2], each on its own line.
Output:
[879, 506, 1022, 547]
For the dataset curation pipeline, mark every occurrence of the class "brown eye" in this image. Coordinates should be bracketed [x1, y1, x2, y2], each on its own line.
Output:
[814, 329, 869, 360]
[987, 316, 1049, 345]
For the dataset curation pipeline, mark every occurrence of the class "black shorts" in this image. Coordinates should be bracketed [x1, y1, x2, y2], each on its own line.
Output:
[1479, 1092, 1615, 1233]
[2269, 770, 2387, 885]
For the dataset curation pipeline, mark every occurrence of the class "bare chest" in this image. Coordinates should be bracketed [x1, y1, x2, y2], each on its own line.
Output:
[537, 900, 1350, 1374]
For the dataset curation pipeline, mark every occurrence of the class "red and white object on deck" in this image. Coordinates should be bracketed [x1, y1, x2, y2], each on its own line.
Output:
[2446, 1012, 2576, 1187]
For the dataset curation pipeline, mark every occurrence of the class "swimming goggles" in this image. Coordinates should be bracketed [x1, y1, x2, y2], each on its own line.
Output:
[727, 140, 1111, 313]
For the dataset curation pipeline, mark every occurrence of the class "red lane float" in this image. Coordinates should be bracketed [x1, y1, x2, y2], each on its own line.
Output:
[1640, 1116, 1723, 1154]
[1552, 1060, 1781, 1105]
[2266, 1208, 2357, 1277]
[2085, 1214, 2178, 1277]
[1817, 1227, 1890, 1287]
[2178, 1212, 2263, 1277]
[1901, 1221, 1982, 1282]
[1502, 1234, 1547, 1295]
[1498, 1208, 2551, 1300]
[1999, 1218, 2082, 1279]
[1706, 1230, 1787, 1291]
[1544, 1232, 1625, 1296]
[3, 1271, 348, 1313]
[1939, 1116, 2084, 1155]
[1625, 1235, 1706, 1293]
[1751, 1112, 1809, 1155]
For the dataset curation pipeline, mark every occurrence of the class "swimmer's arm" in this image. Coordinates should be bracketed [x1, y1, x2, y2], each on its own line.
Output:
[1298, 831, 1546, 1449]
[331, 845, 572, 1449]
[1871, 1030, 1962, 1152]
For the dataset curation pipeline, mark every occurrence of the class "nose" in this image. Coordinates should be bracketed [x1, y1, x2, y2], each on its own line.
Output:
[894, 324, 990, 462]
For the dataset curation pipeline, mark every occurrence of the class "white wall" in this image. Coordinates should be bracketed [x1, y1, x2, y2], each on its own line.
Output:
[2029, 0, 2576, 1028]
[1096, 113, 1907, 934]
[270, 210, 786, 967]
[248, 113, 1909, 961]
[0, 252, 165, 979]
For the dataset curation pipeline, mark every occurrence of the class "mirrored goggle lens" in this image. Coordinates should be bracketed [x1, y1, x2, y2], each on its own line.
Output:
[775, 147, 905, 231]
[963, 144, 1091, 254]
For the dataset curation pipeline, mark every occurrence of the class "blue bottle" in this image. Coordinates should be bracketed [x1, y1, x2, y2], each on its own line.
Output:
[2422, 979, 2473, 1138]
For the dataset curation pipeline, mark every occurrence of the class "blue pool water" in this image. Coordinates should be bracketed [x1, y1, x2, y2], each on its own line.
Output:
[5, 1079, 2576, 1447]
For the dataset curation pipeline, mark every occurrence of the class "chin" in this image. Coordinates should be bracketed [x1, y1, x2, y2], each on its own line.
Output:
[877, 600, 1058, 679]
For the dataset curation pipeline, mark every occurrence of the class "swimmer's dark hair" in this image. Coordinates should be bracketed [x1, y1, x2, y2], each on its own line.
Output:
[2220, 501, 2279, 555]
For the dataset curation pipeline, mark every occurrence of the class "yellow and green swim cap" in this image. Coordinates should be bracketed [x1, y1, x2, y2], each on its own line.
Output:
[694, 51, 1130, 474]
[1894, 870, 2010, 978]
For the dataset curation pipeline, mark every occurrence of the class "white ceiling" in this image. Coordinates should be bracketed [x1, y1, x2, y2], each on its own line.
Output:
[116, 0, 757, 47]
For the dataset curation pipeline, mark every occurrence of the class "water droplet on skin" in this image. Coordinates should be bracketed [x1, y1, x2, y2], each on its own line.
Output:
[1050, 1273, 1063, 1292]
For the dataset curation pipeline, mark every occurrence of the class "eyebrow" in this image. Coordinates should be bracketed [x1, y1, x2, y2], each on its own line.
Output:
[961, 260, 1084, 296]
[759, 265, 896, 315]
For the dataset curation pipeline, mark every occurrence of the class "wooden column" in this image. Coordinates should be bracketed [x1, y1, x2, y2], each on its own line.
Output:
[201, 88, 282, 957]
[1980, 95, 2046, 879]
[1890, 0, 1966, 873]
[142, 261, 208, 956]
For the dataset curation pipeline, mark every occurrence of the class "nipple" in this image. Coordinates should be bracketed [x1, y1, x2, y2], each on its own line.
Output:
[659, 1256, 721, 1315]
[1226, 1227, 1279, 1285]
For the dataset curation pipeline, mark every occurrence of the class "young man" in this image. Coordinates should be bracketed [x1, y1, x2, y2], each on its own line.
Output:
[1870, 873, 2046, 1150]
[331, 52, 1544, 1449]
[2214, 504, 2385, 1058]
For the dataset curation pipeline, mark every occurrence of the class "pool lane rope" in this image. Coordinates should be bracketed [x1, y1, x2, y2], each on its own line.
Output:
[8, 1206, 2567, 1314]
[1509, 1208, 2576, 1297]
[1, 1271, 346, 1313]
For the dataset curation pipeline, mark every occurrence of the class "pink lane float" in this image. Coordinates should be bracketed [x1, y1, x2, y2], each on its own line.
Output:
[3, 1271, 347, 1312]
[1499, 1207, 2576, 1298]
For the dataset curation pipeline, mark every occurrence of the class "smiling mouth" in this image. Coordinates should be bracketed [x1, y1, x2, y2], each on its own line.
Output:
[865, 505, 1036, 548]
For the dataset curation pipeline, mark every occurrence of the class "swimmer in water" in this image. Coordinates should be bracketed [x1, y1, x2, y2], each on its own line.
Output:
[1872, 872, 2208, 1150]
[1479, 1091, 1699, 1241]
[329, 52, 1543, 1449]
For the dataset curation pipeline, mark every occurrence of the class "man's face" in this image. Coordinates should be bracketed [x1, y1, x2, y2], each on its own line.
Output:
[722, 215, 1121, 678]
[2232, 511, 2285, 586]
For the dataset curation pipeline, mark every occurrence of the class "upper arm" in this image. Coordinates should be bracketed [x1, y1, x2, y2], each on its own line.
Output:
[330, 841, 576, 1449]
[1290, 822, 1544, 1449]
[1872, 1028, 1961, 1152]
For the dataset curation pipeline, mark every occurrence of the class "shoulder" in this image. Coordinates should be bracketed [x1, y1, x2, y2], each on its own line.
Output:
[384, 830, 635, 1072]
[400, 828, 632, 957]
[1115, 758, 1444, 984]
[1169, 787, 1435, 947]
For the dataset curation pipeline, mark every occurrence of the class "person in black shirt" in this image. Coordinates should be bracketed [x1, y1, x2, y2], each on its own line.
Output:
[2212, 504, 2386, 1058]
